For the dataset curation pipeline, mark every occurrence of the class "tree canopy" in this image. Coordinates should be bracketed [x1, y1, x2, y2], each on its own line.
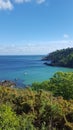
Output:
[43, 48, 73, 68]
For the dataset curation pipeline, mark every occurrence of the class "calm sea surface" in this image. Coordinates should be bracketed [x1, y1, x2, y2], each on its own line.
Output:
[0, 55, 73, 87]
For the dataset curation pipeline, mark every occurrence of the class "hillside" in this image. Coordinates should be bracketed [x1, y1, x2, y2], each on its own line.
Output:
[43, 48, 73, 68]
[0, 72, 73, 129]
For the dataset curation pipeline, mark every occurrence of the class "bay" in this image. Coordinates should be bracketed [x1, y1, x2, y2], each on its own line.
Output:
[0, 55, 73, 87]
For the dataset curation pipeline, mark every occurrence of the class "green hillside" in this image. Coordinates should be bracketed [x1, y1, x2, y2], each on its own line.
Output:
[43, 48, 73, 68]
[0, 72, 73, 130]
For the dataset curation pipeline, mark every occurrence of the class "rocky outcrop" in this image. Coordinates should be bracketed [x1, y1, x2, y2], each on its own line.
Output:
[0, 80, 16, 88]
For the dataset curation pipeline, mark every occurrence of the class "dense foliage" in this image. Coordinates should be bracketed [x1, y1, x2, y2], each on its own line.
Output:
[32, 72, 73, 100]
[0, 72, 73, 130]
[43, 48, 73, 68]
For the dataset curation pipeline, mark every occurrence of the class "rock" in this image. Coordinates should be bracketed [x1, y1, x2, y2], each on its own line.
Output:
[0, 80, 16, 88]
[44, 61, 52, 66]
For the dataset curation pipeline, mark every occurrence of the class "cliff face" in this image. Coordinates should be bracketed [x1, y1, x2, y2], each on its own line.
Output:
[43, 48, 73, 68]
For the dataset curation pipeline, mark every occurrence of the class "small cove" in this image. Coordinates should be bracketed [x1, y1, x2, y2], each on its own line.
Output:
[0, 55, 73, 87]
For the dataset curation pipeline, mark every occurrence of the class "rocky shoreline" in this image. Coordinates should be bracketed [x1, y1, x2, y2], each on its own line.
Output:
[0, 80, 16, 88]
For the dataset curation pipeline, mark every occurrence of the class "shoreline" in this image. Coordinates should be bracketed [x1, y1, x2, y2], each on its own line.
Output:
[44, 62, 73, 69]
[0, 80, 27, 88]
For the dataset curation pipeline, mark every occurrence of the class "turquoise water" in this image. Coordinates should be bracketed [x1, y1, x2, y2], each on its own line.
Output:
[0, 55, 73, 87]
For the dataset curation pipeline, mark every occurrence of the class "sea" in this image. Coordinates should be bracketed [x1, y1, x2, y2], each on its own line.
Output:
[0, 55, 73, 87]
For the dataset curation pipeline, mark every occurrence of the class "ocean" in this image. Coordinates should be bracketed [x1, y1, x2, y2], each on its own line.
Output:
[0, 55, 73, 87]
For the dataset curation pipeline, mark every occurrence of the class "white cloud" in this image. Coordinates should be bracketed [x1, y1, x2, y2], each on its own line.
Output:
[0, 0, 46, 10]
[64, 34, 69, 38]
[0, 40, 73, 55]
[15, 0, 31, 4]
[36, 0, 46, 4]
[15, 0, 46, 4]
[0, 0, 13, 10]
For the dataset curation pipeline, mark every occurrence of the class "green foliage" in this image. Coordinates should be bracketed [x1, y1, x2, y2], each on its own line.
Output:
[0, 104, 19, 130]
[0, 71, 73, 130]
[31, 80, 50, 91]
[32, 72, 73, 100]
[19, 114, 36, 130]
[49, 72, 73, 100]
[43, 47, 73, 68]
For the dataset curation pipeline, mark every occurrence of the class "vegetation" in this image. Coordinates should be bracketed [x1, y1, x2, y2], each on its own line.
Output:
[0, 72, 73, 129]
[43, 48, 73, 68]
[32, 72, 73, 100]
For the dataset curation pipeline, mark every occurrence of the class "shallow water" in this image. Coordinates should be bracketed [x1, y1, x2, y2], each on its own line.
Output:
[0, 55, 73, 87]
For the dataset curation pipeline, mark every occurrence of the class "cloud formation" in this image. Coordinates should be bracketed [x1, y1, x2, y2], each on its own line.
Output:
[15, 0, 31, 4]
[36, 0, 46, 4]
[0, 0, 13, 10]
[15, 0, 46, 4]
[0, 0, 46, 10]
[0, 40, 73, 55]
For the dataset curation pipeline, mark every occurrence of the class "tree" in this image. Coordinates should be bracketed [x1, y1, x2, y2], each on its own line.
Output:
[49, 72, 73, 100]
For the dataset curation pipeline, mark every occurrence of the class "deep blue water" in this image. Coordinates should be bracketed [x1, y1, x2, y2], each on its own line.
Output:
[0, 55, 73, 87]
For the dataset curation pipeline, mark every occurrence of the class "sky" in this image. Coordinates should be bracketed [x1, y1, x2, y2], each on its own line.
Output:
[0, 0, 73, 55]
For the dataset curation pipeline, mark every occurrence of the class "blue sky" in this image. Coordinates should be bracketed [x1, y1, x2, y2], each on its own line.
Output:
[0, 0, 73, 55]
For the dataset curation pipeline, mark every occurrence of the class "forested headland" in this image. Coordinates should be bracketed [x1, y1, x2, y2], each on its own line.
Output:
[43, 48, 73, 68]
